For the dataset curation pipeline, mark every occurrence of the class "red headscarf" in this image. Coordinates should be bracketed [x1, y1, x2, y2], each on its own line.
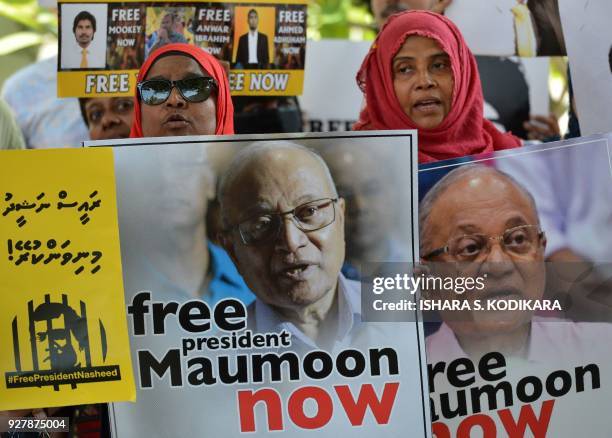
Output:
[354, 11, 520, 163]
[130, 43, 234, 137]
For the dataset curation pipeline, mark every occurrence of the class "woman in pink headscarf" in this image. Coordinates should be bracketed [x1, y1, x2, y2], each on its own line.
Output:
[354, 10, 521, 163]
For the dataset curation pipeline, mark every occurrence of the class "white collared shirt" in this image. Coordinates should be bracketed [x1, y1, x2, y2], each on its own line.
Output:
[61, 39, 106, 69]
[247, 31, 258, 64]
[251, 274, 361, 351]
[426, 317, 612, 365]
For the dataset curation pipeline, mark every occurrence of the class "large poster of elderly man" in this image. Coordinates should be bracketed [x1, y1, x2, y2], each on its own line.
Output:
[85, 132, 431, 437]
[445, 0, 566, 56]
[419, 134, 612, 436]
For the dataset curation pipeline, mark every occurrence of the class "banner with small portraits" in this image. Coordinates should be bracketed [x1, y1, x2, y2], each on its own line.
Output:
[57, 0, 307, 97]
[0, 148, 135, 410]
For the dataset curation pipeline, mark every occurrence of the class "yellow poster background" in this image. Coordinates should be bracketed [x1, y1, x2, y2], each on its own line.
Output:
[232, 6, 275, 64]
[0, 148, 135, 410]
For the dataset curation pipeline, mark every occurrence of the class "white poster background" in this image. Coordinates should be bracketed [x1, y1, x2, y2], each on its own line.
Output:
[446, 0, 517, 56]
[559, 0, 612, 136]
[299, 40, 370, 132]
[518, 56, 549, 115]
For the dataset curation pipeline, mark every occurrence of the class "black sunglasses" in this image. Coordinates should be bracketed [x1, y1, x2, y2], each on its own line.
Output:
[137, 76, 217, 106]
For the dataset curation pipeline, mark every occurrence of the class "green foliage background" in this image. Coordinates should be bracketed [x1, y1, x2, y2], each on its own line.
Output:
[0, 0, 57, 86]
[308, 0, 375, 40]
[0, 0, 566, 121]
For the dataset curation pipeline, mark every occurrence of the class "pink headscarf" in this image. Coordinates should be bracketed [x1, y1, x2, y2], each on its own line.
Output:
[130, 43, 234, 138]
[354, 10, 520, 163]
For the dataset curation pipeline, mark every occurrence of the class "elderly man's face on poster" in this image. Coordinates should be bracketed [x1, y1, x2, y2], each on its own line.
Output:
[222, 147, 346, 312]
[422, 168, 547, 335]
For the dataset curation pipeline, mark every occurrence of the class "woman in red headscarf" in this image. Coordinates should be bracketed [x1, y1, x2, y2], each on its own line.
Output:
[354, 10, 521, 163]
[130, 43, 233, 137]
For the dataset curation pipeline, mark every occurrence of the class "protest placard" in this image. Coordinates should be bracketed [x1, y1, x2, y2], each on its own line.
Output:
[0, 148, 135, 410]
[85, 131, 432, 437]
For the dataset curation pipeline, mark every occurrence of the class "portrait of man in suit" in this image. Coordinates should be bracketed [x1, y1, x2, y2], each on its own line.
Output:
[235, 9, 270, 68]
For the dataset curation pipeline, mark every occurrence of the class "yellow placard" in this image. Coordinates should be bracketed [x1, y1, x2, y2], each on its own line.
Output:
[58, 70, 139, 98]
[0, 148, 135, 411]
[223, 69, 304, 95]
[58, 69, 304, 97]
